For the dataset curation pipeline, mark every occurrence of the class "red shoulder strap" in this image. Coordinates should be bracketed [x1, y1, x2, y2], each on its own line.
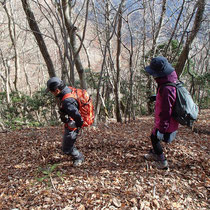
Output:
[61, 87, 77, 101]
[62, 93, 73, 101]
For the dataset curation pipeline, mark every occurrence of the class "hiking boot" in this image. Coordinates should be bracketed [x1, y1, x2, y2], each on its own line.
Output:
[73, 158, 84, 167]
[144, 149, 159, 161]
[153, 160, 168, 170]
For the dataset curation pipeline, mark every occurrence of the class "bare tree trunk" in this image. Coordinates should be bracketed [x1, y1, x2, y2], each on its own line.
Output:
[22, 54, 32, 96]
[123, 16, 135, 122]
[114, 0, 125, 123]
[152, 0, 167, 56]
[0, 48, 10, 103]
[145, 1, 154, 114]
[175, 0, 206, 77]
[94, 47, 108, 124]
[141, 0, 151, 115]
[92, 0, 118, 124]
[2, 2, 20, 92]
[21, 0, 56, 78]
[127, 45, 134, 121]
[61, 0, 88, 89]
[54, 1, 74, 84]
[164, 0, 186, 57]
[142, 0, 147, 70]
[146, 0, 166, 114]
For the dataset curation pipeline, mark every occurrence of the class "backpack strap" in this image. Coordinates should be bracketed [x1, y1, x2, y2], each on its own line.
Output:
[163, 82, 176, 87]
[158, 82, 179, 96]
[62, 92, 75, 101]
[162, 80, 183, 88]
[61, 87, 77, 101]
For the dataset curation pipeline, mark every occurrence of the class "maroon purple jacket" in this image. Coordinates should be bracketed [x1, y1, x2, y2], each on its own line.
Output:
[152, 71, 179, 134]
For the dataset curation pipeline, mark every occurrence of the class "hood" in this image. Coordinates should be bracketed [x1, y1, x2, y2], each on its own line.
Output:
[155, 70, 178, 86]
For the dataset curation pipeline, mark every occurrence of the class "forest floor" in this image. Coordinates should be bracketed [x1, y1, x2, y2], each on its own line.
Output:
[0, 110, 209, 210]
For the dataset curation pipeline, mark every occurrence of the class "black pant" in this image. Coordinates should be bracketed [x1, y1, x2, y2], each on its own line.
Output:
[62, 128, 83, 160]
[151, 130, 174, 155]
[151, 133, 163, 155]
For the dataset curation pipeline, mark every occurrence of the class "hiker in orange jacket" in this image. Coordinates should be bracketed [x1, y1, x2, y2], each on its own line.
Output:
[46, 77, 84, 166]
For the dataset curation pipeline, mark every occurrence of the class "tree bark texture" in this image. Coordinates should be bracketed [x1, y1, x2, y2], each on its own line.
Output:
[146, 0, 166, 114]
[2, 3, 20, 92]
[175, 0, 206, 77]
[115, 0, 124, 123]
[21, 0, 56, 78]
[61, 0, 87, 89]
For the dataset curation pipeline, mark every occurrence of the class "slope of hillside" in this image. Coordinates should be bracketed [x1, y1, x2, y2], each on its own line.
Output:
[0, 110, 209, 209]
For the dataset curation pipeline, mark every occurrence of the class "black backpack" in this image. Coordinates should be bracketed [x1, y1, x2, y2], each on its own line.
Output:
[163, 81, 199, 127]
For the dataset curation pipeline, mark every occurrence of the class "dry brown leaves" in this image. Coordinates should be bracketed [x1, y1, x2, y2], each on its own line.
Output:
[0, 110, 209, 210]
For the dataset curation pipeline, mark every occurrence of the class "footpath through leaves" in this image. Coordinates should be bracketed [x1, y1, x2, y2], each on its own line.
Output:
[0, 110, 209, 209]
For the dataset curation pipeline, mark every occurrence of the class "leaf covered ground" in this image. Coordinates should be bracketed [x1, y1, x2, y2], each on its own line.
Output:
[0, 110, 209, 210]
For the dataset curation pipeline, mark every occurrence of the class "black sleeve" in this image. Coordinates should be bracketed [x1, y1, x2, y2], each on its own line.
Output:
[62, 98, 83, 127]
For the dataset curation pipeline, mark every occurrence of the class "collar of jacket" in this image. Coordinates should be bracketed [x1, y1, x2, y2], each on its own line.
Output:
[57, 86, 72, 99]
[155, 71, 178, 86]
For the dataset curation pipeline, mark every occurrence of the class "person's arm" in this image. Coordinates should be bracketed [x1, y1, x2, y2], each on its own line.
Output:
[62, 98, 83, 128]
[158, 86, 176, 133]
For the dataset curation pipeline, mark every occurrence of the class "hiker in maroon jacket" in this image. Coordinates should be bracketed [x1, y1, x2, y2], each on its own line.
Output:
[144, 56, 179, 169]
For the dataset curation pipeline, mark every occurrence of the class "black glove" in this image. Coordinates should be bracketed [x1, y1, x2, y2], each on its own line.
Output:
[77, 127, 81, 132]
[67, 121, 77, 128]
[148, 95, 156, 103]
[59, 111, 69, 123]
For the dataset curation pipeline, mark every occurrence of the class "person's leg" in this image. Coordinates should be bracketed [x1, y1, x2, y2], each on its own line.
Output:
[151, 133, 164, 157]
[62, 128, 76, 154]
[62, 128, 84, 166]
[145, 133, 164, 160]
[145, 133, 168, 169]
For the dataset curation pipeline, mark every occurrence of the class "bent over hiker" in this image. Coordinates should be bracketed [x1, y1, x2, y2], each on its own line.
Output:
[144, 56, 179, 170]
[46, 77, 84, 166]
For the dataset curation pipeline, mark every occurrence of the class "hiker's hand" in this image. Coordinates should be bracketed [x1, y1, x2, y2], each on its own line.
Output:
[148, 95, 156, 102]
[69, 128, 81, 139]
[68, 121, 77, 129]
[77, 127, 81, 132]
[60, 113, 69, 123]
[75, 127, 82, 136]
[157, 131, 164, 140]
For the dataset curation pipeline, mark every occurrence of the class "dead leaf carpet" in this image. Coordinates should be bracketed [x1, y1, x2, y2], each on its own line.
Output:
[0, 110, 209, 210]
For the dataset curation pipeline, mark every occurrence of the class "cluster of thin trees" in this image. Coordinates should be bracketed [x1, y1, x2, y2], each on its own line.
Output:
[0, 0, 209, 126]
